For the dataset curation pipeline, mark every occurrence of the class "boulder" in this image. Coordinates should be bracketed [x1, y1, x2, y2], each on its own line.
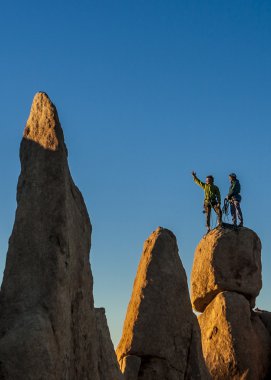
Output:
[116, 227, 210, 380]
[0, 93, 120, 379]
[198, 291, 270, 380]
[191, 226, 262, 312]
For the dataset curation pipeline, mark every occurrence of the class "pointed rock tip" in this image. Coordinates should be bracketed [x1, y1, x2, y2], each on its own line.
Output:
[145, 227, 177, 249]
[152, 226, 176, 240]
[24, 92, 62, 151]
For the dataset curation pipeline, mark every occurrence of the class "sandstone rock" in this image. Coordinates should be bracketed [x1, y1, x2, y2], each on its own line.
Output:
[95, 308, 123, 380]
[191, 226, 262, 312]
[0, 93, 116, 379]
[116, 227, 210, 380]
[198, 291, 270, 380]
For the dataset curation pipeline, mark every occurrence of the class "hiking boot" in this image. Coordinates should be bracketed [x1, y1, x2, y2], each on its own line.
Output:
[206, 227, 211, 234]
[238, 222, 243, 227]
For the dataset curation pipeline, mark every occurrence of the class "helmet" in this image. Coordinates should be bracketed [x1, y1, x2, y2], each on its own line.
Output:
[229, 173, 237, 178]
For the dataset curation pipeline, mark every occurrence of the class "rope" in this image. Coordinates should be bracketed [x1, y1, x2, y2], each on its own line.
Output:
[222, 198, 230, 222]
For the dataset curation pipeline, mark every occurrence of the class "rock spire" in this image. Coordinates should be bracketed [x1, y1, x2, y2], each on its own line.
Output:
[0, 93, 122, 380]
[117, 227, 210, 380]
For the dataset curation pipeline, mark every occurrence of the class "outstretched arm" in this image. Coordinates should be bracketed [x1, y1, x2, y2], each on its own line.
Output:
[192, 171, 205, 189]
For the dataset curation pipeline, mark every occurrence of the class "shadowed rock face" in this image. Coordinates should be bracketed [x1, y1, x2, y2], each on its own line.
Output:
[0, 93, 122, 380]
[255, 310, 271, 335]
[95, 308, 123, 380]
[198, 292, 270, 380]
[191, 227, 262, 313]
[116, 227, 210, 380]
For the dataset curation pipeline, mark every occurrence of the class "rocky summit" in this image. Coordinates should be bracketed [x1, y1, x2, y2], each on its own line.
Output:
[0, 93, 122, 380]
[191, 226, 262, 313]
[116, 227, 210, 380]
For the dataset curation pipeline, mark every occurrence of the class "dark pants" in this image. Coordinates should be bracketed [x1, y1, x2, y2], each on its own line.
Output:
[204, 202, 222, 228]
[230, 200, 243, 225]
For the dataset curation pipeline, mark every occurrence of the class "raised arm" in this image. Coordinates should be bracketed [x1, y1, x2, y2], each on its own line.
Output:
[192, 171, 205, 189]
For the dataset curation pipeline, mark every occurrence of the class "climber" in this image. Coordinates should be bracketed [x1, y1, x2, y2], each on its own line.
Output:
[192, 171, 222, 233]
[226, 173, 243, 227]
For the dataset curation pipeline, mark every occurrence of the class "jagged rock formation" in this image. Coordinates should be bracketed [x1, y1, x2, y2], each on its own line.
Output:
[191, 226, 270, 380]
[116, 227, 210, 380]
[191, 227, 262, 313]
[0, 93, 122, 380]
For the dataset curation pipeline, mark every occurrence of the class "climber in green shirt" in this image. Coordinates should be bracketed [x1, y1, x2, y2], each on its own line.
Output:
[192, 171, 222, 233]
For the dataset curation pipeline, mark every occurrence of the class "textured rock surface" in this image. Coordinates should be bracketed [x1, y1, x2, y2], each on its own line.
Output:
[255, 309, 271, 335]
[116, 227, 210, 380]
[191, 226, 262, 312]
[95, 308, 123, 380]
[119, 355, 141, 380]
[255, 309, 271, 379]
[0, 93, 120, 379]
[198, 291, 270, 380]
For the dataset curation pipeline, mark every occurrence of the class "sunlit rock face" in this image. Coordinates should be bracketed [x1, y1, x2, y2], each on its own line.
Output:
[0, 93, 122, 380]
[191, 226, 271, 379]
[24, 92, 60, 150]
[116, 227, 210, 380]
[191, 227, 262, 313]
[198, 292, 270, 380]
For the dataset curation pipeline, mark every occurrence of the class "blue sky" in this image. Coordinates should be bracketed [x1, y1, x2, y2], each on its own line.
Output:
[0, 0, 270, 345]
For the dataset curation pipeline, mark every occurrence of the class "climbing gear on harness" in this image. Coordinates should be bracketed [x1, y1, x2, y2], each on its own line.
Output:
[222, 198, 230, 217]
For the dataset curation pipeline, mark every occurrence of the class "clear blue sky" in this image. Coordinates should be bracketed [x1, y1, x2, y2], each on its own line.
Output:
[0, 0, 270, 345]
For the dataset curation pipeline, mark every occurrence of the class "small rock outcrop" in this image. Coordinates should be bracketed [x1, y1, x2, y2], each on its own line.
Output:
[191, 226, 270, 379]
[198, 292, 270, 380]
[95, 308, 123, 380]
[0, 93, 122, 380]
[116, 227, 210, 380]
[191, 227, 262, 313]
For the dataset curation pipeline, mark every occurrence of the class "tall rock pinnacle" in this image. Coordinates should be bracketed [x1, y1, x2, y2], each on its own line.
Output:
[0, 93, 122, 380]
[116, 227, 210, 380]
